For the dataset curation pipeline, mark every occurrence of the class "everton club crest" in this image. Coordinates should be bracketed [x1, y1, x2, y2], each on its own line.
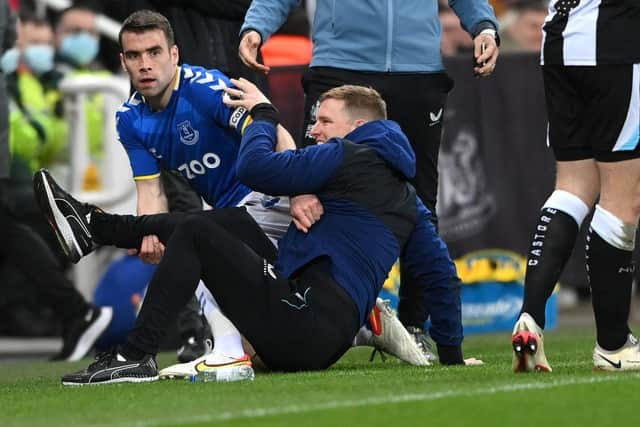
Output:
[177, 120, 200, 145]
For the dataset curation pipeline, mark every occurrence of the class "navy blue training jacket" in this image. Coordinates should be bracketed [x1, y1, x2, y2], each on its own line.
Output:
[237, 119, 417, 324]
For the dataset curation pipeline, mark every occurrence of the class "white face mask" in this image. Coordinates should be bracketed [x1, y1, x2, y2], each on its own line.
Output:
[0, 47, 19, 74]
[60, 32, 99, 66]
[23, 44, 55, 74]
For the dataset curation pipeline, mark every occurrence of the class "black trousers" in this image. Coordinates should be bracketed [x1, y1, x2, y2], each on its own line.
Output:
[91, 209, 359, 371]
[302, 67, 454, 329]
[160, 169, 209, 339]
[0, 180, 89, 324]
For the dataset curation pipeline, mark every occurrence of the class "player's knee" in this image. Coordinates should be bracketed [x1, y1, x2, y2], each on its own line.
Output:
[543, 189, 591, 227]
[590, 204, 637, 251]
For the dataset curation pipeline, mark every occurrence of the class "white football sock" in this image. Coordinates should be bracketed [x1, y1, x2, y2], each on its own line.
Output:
[195, 281, 244, 359]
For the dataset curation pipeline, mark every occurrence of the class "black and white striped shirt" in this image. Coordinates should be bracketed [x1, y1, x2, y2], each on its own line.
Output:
[541, 0, 640, 66]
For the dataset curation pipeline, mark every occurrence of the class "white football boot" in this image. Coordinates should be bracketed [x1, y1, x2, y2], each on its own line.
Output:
[593, 334, 640, 371]
[512, 312, 552, 373]
[160, 351, 254, 382]
[370, 298, 431, 366]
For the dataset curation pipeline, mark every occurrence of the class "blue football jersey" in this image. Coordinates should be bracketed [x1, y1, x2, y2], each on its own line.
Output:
[116, 64, 253, 208]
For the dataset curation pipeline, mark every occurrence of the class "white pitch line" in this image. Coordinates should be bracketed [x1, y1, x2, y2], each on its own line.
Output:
[98, 373, 640, 427]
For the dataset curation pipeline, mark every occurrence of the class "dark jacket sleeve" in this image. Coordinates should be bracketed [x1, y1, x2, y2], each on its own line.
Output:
[1, 2, 15, 53]
[400, 197, 463, 353]
[0, 2, 15, 180]
[236, 120, 343, 196]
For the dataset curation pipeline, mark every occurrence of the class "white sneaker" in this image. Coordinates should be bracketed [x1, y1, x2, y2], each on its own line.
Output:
[159, 354, 206, 379]
[512, 312, 552, 373]
[370, 298, 430, 366]
[159, 351, 254, 382]
[593, 334, 640, 371]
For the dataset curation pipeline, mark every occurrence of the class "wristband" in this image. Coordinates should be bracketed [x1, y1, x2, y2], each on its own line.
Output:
[250, 103, 280, 126]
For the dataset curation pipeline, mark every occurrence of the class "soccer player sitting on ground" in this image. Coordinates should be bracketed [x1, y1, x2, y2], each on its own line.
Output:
[35, 81, 466, 385]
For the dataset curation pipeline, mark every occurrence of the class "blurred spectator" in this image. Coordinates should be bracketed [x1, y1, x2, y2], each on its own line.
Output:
[1, 12, 70, 260]
[2, 13, 65, 174]
[52, 5, 110, 189]
[54, 6, 102, 72]
[499, 0, 548, 52]
[0, 2, 112, 361]
[439, 3, 473, 57]
[0, 0, 17, 202]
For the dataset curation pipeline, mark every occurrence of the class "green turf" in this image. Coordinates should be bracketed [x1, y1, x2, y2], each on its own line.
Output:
[2, 326, 638, 427]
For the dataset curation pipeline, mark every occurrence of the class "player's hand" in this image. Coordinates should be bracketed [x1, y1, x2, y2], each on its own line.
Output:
[291, 194, 324, 233]
[464, 357, 484, 366]
[238, 30, 270, 74]
[129, 234, 165, 264]
[223, 78, 271, 111]
[473, 33, 499, 77]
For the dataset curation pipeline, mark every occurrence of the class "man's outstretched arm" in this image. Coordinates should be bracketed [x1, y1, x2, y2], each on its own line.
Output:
[223, 78, 340, 196]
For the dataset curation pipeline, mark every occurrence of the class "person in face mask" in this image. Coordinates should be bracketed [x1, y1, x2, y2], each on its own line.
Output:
[1, 15, 56, 77]
[0, 5, 114, 364]
[53, 5, 108, 178]
[2, 13, 65, 173]
[54, 6, 100, 71]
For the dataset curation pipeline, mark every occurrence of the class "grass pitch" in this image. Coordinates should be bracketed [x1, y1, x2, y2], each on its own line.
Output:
[2, 326, 638, 427]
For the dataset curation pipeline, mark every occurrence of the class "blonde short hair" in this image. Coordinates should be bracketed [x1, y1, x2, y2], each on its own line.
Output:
[319, 85, 387, 121]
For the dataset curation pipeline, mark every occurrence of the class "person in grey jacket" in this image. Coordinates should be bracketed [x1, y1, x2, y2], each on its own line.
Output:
[239, 0, 500, 365]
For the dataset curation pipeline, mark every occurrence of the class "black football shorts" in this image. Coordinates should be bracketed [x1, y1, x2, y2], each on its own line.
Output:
[543, 64, 640, 162]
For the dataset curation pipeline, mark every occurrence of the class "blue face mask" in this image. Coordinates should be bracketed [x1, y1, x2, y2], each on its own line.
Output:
[24, 44, 55, 74]
[60, 32, 99, 66]
[0, 47, 19, 74]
